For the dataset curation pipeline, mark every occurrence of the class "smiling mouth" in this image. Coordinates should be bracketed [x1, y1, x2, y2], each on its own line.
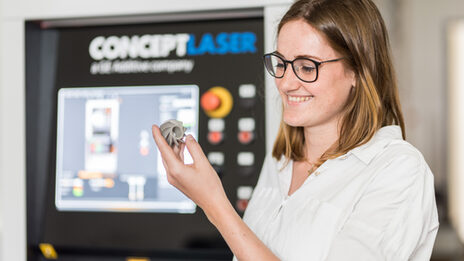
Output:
[287, 95, 314, 103]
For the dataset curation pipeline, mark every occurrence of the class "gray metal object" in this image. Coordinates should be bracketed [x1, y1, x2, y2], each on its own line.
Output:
[160, 119, 186, 147]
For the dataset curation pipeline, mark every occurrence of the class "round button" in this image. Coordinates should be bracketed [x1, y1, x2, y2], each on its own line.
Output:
[238, 131, 254, 144]
[202, 86, 233, 118]
[208, 131, 223, 145]
[236, 199, 249, 212]
[201, 91, 221, 112]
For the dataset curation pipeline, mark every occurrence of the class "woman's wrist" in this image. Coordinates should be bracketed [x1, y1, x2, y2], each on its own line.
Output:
[203, 193, 236, 228]
[203, 194, 280, 261]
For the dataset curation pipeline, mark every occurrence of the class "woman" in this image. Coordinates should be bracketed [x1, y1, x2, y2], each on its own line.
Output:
[152, 0, 439, 260]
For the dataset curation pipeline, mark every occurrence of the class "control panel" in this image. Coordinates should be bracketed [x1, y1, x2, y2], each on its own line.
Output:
[200, 83, 265, 213]
[26, 15, 265, 255]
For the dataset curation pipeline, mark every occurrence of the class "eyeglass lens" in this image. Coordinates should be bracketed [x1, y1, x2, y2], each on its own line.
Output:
[264, 54, 318, 82]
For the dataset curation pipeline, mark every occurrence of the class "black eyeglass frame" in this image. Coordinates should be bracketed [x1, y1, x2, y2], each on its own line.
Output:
[263, 52, 345, 83]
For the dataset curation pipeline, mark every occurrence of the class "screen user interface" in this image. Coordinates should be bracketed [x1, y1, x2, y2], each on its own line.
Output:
[55, 85, 199, 213]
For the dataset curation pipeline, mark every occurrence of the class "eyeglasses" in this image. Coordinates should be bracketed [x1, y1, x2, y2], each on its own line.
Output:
[263, 53, 344, 83]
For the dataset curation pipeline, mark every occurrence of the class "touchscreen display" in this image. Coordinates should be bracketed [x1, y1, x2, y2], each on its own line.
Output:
[55, 85, 199, 213]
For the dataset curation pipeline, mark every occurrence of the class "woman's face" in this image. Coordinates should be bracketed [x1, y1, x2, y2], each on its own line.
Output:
[276, 19, 355, 130]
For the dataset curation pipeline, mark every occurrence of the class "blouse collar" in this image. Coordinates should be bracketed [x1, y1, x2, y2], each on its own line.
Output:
[275, 125, 404, 168]
[349, 125, 403, 165]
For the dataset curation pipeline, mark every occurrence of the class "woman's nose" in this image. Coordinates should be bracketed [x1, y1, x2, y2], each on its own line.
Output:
[277, 65, 301, 92]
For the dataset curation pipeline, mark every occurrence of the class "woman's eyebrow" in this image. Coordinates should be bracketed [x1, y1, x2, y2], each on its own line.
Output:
[273, 50, 284, 57]
[295, 54, 322, 61]
[274, 50, 322, 61]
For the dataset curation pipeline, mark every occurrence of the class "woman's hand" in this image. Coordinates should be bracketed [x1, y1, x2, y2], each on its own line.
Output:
[152, 124, 279, 260]
[151, 125, 228, 215]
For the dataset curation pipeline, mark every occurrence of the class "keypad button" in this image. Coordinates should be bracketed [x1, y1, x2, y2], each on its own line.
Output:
[207, 131, 223, 145]
[238, 131, 254, 144]
[238, 84, 256, 98]
[236, 199, 249, 212]
[208, 152, 225, 166]
[237, 186, 254, 200]
[208, 118, 225, 132]
[238, 118, 255, 132]
[237, 152, 254, 166]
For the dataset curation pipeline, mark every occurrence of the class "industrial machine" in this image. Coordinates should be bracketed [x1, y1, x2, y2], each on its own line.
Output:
[26, 9, 276, 260]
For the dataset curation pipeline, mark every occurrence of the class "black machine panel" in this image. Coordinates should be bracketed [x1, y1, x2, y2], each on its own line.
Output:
[26, 13, 265, 260]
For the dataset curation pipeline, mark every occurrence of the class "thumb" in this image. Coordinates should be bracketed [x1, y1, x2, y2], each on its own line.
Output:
[184, 135, 208, 164]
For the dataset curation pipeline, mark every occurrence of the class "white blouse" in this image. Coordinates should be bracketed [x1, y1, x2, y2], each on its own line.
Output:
[233, 125, 439, 261]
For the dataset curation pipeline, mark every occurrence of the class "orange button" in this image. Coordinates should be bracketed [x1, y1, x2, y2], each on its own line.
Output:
[238, 131, 254, 144]
[208, 131, 223, 145]
[201, 91, 221, 112]
[236, 199, 249, 212]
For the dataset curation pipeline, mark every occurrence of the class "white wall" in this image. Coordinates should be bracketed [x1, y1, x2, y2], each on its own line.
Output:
[395, 0, 464, 243]
[3, 0, 291, 20]
[0, 16, 27, 261]
[398, 0, 464, 226]
[395, 0, 464, 191]
[0, 0, 3, 256]
[448, 19, 464, 245]
[373, 0, 464, 224]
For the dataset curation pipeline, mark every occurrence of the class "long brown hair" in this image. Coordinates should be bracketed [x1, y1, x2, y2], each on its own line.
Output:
[272, 0, 405, 168]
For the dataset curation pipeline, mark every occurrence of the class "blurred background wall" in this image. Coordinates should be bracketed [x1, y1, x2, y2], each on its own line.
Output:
[376, 0, 464, 259]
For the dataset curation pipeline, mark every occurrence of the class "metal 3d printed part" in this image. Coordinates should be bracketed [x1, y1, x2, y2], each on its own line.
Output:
[160, 119, 187, 147]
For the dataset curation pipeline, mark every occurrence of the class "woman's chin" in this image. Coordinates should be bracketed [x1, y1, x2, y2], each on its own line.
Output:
[283, 116, 307, 127]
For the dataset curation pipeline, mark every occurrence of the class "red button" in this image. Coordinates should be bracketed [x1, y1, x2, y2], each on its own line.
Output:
[208, 131, 223, 145]
[238, 131, 254, 144]
[201, 91, 221, 112]
[236, 199, 249, 212]
[139, 147, 149, 156]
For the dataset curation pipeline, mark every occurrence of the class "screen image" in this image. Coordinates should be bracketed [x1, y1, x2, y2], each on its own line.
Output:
[55, 85, 199, 213]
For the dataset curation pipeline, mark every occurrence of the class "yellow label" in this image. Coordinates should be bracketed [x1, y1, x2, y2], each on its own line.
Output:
[126, 258, 150, 261]
[39, 243, 58, 259]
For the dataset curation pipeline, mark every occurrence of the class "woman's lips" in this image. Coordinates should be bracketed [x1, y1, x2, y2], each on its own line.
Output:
[287, 95, 314, 104]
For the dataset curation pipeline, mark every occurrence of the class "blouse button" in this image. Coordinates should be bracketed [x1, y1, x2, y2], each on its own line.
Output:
[314, 171, 320, 176]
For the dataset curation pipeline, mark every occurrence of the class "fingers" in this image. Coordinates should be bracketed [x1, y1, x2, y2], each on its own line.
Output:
[152, 125, 182, 167]
[172, 142, 181, 154]
[179, 143, 186, 162]
[161, 157, 168, 171]
[172, 142, 186, 162]
[184, 135, 208, 165]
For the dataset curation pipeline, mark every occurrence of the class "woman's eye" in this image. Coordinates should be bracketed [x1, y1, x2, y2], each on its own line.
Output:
[275, 63, 285, 68]
[301, 66, 315, 73]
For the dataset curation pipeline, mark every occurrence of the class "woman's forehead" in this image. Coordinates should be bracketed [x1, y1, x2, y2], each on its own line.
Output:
[276, 19, 336, 60]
